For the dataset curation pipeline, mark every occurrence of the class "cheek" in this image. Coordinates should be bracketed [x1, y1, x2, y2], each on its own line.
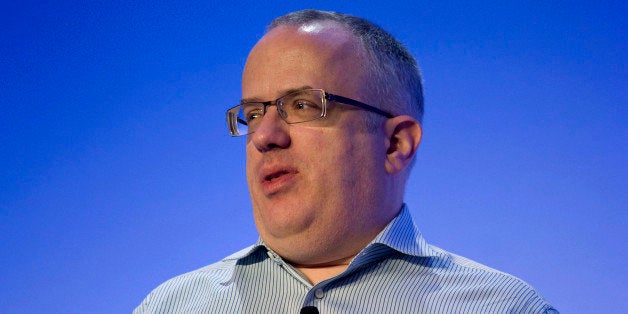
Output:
[244, 148, 255, 182]
[310, 133, 370, 185]
[245, 145, 264, 199]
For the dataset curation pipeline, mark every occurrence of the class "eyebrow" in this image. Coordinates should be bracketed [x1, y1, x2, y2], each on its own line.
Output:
[240, 85, 314, 104]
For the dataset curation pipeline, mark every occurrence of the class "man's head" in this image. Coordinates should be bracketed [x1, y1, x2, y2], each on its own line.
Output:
[240, 10, 423, 266]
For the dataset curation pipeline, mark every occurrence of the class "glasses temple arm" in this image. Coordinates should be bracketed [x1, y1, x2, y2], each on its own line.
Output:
[326, 94, 394, 118]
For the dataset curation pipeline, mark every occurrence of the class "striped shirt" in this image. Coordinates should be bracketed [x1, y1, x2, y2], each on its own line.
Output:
[134, 205, 557, 313]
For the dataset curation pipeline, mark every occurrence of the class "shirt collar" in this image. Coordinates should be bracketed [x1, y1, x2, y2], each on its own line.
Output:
[367, 204, 439, 258]
[226, 204, 439, 262]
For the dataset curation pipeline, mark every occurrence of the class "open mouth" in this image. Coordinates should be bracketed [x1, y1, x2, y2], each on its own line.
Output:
[259, 167, 298, 195]
[264, 170, 291, 182]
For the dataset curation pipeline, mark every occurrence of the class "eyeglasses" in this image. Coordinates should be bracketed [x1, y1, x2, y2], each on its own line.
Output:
[226, 89, 394, 136]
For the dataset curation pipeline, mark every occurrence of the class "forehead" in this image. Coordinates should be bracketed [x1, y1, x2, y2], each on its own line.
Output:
[241, 23, 368, 100]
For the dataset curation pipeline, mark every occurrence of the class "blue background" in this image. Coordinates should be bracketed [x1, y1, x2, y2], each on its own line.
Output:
[1, 1, 625, 312]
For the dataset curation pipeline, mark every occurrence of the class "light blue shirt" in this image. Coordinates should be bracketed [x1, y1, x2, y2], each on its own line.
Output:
[135, 205, 557, 313]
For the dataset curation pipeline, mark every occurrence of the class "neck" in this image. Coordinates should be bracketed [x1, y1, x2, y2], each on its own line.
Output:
[290, 255, 355, 285]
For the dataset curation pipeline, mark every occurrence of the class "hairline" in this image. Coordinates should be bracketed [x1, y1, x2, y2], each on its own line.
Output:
[266, 10, 424, 124]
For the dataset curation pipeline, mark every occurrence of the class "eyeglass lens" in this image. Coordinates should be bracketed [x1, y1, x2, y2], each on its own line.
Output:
[228, 89, 326, 136]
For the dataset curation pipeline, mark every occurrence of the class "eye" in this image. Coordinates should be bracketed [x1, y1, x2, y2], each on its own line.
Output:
[295, 99, 313, 110]
[290, 99, 321, 111]
[244, 107, 263, 122]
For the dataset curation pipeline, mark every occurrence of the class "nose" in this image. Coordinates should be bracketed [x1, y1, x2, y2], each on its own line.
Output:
[250, 105, 291, 152]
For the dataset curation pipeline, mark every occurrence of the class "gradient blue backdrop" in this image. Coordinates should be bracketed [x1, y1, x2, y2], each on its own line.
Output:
[1, 1, 625, 313]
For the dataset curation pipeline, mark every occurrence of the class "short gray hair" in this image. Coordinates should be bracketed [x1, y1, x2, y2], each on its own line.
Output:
[268, 9, 424, 124]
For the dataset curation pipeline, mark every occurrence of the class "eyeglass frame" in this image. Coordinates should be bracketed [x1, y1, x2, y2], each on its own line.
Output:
[226, 88, 395, 136]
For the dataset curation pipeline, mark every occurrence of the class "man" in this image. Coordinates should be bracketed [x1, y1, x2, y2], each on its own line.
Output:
[135, 9, 557, 313]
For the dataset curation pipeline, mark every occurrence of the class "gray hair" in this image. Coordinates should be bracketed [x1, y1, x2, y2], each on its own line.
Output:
[268, 9, 424, 124]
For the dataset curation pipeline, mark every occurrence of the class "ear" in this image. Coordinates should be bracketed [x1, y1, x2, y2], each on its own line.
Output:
[384, 115, 422, 175]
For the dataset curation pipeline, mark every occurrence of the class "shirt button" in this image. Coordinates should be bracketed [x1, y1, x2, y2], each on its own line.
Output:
[315, 288, 325, 299]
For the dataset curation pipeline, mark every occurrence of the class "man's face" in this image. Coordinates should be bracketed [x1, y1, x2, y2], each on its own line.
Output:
[242, 23, 395, 265]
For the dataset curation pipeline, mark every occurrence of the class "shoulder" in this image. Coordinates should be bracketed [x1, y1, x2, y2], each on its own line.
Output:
[426, 245, 557, 313]
[133, 246, 255, 314]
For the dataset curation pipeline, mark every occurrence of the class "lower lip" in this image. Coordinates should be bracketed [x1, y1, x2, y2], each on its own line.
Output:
[261, 172, 297, 195]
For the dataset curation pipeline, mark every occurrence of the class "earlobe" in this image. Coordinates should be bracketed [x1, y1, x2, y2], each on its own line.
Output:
[384, 116, 422, 174]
